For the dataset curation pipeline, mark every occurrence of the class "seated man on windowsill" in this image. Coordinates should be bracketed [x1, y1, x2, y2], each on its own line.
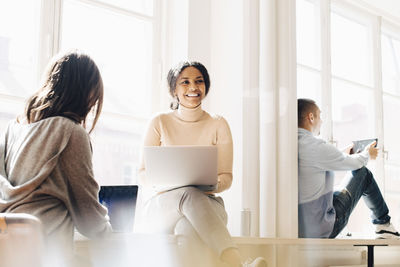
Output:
[297, 98, 400, 239]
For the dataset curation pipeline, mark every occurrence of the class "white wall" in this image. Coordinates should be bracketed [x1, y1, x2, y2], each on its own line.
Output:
[208, 0, 244, 236]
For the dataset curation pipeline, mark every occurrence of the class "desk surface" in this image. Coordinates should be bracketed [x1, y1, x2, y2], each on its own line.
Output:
[232, 236, 400, 246]
[75, 232, 400, 246]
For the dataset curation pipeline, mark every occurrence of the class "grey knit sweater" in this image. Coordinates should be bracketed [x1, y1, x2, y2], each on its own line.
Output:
[0, 116, 111, 254]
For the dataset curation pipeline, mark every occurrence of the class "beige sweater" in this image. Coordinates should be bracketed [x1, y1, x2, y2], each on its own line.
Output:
[139, 105, 233, 193]
[0, 116, 111, 255]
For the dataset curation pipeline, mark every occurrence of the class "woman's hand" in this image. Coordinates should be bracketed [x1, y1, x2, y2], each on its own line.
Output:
[204, 180, 221, 195]
[204, 174, 233, 195]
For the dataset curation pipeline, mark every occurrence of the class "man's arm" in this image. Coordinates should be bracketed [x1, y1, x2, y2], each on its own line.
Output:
[312, 139, 370, 171]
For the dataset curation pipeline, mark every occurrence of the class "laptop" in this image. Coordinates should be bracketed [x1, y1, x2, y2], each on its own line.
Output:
[99, 185, 138, 232]
[143, 146, 218, 191]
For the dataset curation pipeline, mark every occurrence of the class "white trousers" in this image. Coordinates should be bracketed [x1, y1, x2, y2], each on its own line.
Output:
[135, 186, 236, 256]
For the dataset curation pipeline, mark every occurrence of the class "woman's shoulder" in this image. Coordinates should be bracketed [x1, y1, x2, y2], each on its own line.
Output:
[205, 112, 230, 125]
[201, 112, 232, 135]
[46, 117, 91, 150]
[35, 116, 88, 141]
[43, 116, 83, 131]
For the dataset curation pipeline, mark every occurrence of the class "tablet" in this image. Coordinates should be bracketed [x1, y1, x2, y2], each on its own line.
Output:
[350, 138, 378, 154]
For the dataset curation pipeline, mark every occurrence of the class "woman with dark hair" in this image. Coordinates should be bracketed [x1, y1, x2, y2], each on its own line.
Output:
[136, 61, 266, 267]
[0, 51, 111, 263]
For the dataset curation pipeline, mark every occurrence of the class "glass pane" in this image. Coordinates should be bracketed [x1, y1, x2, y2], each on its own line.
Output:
[0, 0, 40, 120]
[332, 79, 375, 150]
[0, 1, 40, 98]
[61, 0, 153, 118]
[382, 34, 400, 95]
[331, 12, 373, 86]
[331, 79, 377, 237]
[296, 66, 321, 106]
[343, 199, 374, 238]
[61, 0, 154, 185]
[96, 0, 153, 16]
[91, 122, 143, 185]
[383, 96, 400, 164]
[296, 0, 320, 69]
[384, 165, 400, 228]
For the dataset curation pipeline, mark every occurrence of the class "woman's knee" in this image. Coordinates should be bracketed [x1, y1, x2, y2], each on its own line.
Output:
[177, 187, 208, 209]
[174, 217, 199, 238]
[180, 186, 206, 199]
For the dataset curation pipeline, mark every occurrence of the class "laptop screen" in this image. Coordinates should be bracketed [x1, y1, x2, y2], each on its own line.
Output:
[99, 185, 138, 232]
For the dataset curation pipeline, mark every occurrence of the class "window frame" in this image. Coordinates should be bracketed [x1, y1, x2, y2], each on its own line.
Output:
[0, 0, 164, 185]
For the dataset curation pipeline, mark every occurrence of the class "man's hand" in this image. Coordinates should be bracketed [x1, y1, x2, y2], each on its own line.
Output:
[342, 143, 354, 155]
[364, 141, 378, 160]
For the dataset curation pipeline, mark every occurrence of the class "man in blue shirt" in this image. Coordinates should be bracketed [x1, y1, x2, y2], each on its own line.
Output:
[297, 98, 399, 238]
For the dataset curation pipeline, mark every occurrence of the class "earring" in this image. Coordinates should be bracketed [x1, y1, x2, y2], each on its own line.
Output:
[170, 96, 179, 110]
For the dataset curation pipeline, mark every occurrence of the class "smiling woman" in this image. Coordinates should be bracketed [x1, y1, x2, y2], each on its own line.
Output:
[167, 61, 210, 110]
[174, 67, 206, 108]
[134, 61, 267, 267]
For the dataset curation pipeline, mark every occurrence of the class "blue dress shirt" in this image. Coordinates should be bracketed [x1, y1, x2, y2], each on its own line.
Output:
[298, 128, 369, 237]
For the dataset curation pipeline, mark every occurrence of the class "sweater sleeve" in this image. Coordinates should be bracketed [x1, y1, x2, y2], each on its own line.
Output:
[214, 117, 233, 193]
[60, 126, 112, 238]
[137, 116, 162, 186]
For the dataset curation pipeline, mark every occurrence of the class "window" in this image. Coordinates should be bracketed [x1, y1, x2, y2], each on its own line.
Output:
[331, 11, 373, 87]
[61, 0, 154, 118]
[296, 0, 400, 237]
[61, 0, 159, 185]
[0, 0, 161, 186]
[382, 33, 400, 95]
[382, 30, 400, 227]
[296, 0, 322, 105]
[0, 1, 41, 127]
[330, 8, 375, 149]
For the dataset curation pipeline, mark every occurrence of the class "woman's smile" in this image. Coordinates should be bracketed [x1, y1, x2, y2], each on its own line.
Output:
[175, 67, 206, 108]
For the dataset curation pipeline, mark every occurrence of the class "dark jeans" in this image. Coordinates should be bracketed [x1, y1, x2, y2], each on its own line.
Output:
[329, 167, 390, 238]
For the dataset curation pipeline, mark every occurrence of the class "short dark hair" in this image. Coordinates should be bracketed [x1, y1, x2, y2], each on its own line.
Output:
[24, 50, 103, 133]
[298, 98, 318, 127]
[166, 61, 210, 110]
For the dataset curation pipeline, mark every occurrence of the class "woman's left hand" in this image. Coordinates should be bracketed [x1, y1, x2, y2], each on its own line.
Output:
[204, 180, 221, 195]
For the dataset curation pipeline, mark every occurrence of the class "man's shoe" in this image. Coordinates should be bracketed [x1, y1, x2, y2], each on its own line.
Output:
[375, 223, 400, 239]
[242, 257, 267, 267]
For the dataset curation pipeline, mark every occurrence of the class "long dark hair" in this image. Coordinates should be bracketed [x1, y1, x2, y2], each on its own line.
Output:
[24, 51, 103, 133]
[166, 61, 210, 110]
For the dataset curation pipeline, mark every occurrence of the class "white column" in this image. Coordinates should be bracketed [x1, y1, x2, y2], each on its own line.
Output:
[259, 0, 298, 239]
[242, 0, 261, 237]
[275, 0, 298, 240]
[259, 0, 277, 238]
[259, 0, 298, 265]
[208, 0, 244, 235]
